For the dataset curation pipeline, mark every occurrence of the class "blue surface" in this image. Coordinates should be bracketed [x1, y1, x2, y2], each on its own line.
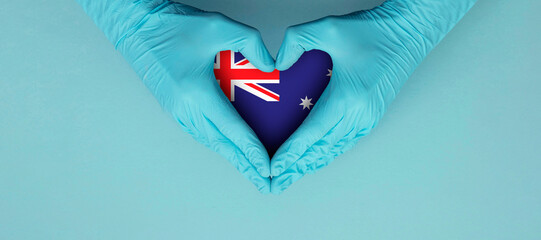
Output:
[1, 0, 540, 239]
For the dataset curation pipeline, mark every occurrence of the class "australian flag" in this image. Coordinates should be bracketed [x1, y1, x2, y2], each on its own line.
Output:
[214, 50, 333, 156]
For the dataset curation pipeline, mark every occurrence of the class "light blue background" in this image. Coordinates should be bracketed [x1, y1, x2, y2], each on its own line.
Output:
[1, 0, 540, 239]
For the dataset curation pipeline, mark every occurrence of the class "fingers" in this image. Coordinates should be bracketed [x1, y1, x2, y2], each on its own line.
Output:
[202, 117, 271, 194]
[270, 88, 344, 176]
[270, 122, 350, 194]
[270, 127, 368, 194]
[275, 25, 319, 71]
[213, 13, 275, 72]
[235, 29, 276, 73]
[176, 104, 271, 193]
[270, 167, 306, 194]
[204, 87, 271, 178]
[168, 74, 271, 192]
[270, 137, 344, 194]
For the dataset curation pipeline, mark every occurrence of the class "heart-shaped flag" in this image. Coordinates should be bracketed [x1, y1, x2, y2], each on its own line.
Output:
[214, 50, 333, 156]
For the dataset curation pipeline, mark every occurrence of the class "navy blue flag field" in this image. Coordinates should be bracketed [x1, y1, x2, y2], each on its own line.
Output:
[214, 50, 333, 156]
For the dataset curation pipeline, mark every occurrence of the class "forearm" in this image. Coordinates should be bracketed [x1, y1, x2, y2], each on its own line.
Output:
[75, 0, 169, 45]
[374, 0, 477, 60]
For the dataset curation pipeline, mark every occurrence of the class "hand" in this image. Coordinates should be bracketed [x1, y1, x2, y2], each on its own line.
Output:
[270, 0, 477, 194]
[77, 0, 275, 193]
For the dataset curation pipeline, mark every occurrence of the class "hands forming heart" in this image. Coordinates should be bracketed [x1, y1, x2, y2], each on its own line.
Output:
[77, 0, 477, 194]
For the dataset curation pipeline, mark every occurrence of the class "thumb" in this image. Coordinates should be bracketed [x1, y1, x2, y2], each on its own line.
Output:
[227, 25, 275, 73]
[237, 30, 276, 73]
[275, 25, 318, 71]
[208, 12, 275, 72]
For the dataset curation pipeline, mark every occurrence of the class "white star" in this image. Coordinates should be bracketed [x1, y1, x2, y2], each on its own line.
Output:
[300, 96, 314, 110]
[326, 69, 333, 77]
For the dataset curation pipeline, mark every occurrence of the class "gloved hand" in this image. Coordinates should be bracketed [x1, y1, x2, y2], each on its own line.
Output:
[76, 0, 275, 193]
[270, 0, 477, 194]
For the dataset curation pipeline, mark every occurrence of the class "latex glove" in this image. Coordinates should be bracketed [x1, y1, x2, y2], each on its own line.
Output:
[270, 0, 477, 194]
[76, 0, 275, 193]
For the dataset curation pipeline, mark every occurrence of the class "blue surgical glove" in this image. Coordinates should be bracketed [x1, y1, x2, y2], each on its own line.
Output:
[76, 0, 275, 193]
[271, 0, 477, 194]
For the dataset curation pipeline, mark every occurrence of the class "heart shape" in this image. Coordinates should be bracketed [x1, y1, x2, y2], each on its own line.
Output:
[214, 50, 333, 156]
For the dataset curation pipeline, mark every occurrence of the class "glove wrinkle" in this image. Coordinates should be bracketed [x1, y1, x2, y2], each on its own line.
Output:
[115, 1, 173, 49]
[76, 0, 273, 193]
[270, 0, 478, 193]
[274, 115, 345, 176]
[202, 114, 268, 180]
